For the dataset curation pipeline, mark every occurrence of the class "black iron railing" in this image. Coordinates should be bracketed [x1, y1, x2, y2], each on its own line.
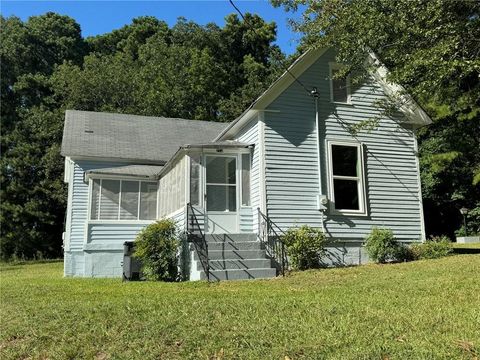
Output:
[186, 203, 210, 281]
[257, 208, 288, 276]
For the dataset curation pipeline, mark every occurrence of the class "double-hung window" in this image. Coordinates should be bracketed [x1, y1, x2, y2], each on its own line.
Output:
[329, 63, 351, 104]
[328, 142, 367, 215]
[90, 179, 158, 221]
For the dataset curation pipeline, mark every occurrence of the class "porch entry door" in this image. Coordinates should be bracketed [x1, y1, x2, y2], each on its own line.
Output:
[205, 155, 238, 234]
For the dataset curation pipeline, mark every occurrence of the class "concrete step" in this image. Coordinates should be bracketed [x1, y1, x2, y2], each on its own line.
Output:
[194, 249, 266, 261]
[204, 233, 258, 243]
[206, 241, 263, 251]
[200, 268, 277, 281]
[200, 258, 272, 271]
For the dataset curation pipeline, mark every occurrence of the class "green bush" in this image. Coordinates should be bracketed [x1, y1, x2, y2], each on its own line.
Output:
[364, 227, 405, 263]
[282, 225, 327, 270]
[134, 219, 179, 281]
[410, 236, 452, 260]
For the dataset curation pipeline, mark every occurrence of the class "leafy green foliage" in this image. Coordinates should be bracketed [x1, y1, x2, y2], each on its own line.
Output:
[1, 13, 85, 260]
[410, 236, 452, 260]
[364, 227, 405, 263]
[272, 0, 480, 237]
[282, 225, 326, 270]
[134, 219, 178, 281]
[0, 13, 284, 259]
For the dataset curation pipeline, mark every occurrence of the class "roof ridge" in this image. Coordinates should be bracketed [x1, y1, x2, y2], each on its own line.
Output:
[65, 109, 230, 125]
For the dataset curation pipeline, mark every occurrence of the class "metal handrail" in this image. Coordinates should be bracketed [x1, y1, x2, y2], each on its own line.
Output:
[257, 208, 288, 276]
[186, 203, 210, 281]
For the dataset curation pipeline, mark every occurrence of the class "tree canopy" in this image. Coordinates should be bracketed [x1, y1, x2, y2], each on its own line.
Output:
[1, 3, 478, 259]
[272, 0, 480, 236]
[0, 12, 284, 259]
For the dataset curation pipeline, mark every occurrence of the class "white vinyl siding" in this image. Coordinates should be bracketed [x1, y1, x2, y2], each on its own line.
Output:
[263, 48, 423, 242]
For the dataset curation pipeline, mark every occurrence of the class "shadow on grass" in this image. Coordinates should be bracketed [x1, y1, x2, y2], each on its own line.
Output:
[452, 248, 480, 254]
[0, 259, 63, 267]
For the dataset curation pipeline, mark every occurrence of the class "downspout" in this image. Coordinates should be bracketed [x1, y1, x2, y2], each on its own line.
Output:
[312, 88, 326, 232]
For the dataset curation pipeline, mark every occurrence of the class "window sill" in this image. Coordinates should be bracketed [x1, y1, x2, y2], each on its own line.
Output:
[87, 220, 156, 225]
[331, 101, 354, 106]
[329, 209, 368, 217]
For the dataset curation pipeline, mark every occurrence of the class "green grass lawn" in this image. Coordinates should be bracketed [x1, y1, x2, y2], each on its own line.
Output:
[451, 242, 480, 249]
[1, 256, 479, 360]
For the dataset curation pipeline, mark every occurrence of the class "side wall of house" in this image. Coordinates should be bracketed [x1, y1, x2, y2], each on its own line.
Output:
[263, 49, 423, 263]
[234, 116, 261, 233]
[64, 159, 155, 277]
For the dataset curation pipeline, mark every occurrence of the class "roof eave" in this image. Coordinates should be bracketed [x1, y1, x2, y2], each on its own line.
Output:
[367, 53, 432, 127]
[215, 47, 329, 141]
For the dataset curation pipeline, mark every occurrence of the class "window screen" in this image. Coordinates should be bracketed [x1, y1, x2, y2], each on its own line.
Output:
[120, 181, 139, 220]
[241, 153, 251, 206]
[90, 179, 157, 220]
[99, 180, 120, 220]
[91, 179, 100, 220]
[140, 182, 158, 220]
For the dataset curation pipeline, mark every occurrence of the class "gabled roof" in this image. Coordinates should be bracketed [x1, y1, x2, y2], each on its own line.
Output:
[61, 110, 229, 163]
[215, 48, 432, 140]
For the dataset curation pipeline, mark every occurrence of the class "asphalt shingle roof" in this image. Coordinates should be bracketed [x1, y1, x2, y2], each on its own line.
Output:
[85, 165, 163, 179]
[61, 110, 229, 163]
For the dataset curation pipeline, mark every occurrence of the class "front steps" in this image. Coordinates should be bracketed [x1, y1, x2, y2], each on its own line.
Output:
[191, 233, 277, 281]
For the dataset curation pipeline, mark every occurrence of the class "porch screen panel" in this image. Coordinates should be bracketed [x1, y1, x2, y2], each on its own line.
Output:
[241, 153, 251, 206]
[140, 182, 158, 220]
[120, 180, 138, 220]
[99, 180, 120, 220]
[158, 156, 185, 218]
[190, 154, 201, 206]
[91, 179, 100, 219]
[179, 157, 186, 206]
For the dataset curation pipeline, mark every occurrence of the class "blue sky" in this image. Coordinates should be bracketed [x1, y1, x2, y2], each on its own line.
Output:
[1, 0, 303, 55]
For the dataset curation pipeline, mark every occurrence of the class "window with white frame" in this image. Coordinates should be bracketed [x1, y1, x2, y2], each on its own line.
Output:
[90, 179, 158, 220]
[241, 153, 251, 207]
[330, 64, 351, 103]
[328, 142, 366, 214]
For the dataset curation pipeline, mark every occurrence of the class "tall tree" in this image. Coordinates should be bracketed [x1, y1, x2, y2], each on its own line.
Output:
[272, 0, 480, 237]
[1, 13, 284, 259]
[1, 13, 87, 259]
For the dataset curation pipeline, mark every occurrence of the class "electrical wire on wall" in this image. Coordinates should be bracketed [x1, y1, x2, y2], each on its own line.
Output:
[228, 0, 327, 231]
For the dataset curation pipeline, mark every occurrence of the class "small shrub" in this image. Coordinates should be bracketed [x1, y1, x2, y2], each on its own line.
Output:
[134, 219, 179, 281]
[282, 225, 326, 270]
[395, 244, 415, 262]
[364, 227, 404, 263]
[410, 236, 452, 260]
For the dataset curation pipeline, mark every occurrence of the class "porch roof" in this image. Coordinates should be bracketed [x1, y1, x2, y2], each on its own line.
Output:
[85, 164, 163, 180]
[180, 141, 252, 150]
[157, 140, 253, 178]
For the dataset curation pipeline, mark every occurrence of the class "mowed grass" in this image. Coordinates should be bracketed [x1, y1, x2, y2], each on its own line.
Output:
[1, 256, 479, 360]
[451, 242, 480, 249]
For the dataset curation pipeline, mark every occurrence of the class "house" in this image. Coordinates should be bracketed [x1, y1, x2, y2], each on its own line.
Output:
[61, 48, 431, 280]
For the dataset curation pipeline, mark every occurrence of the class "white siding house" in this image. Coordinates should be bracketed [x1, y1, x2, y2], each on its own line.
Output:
[61, 48, 431, 279]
